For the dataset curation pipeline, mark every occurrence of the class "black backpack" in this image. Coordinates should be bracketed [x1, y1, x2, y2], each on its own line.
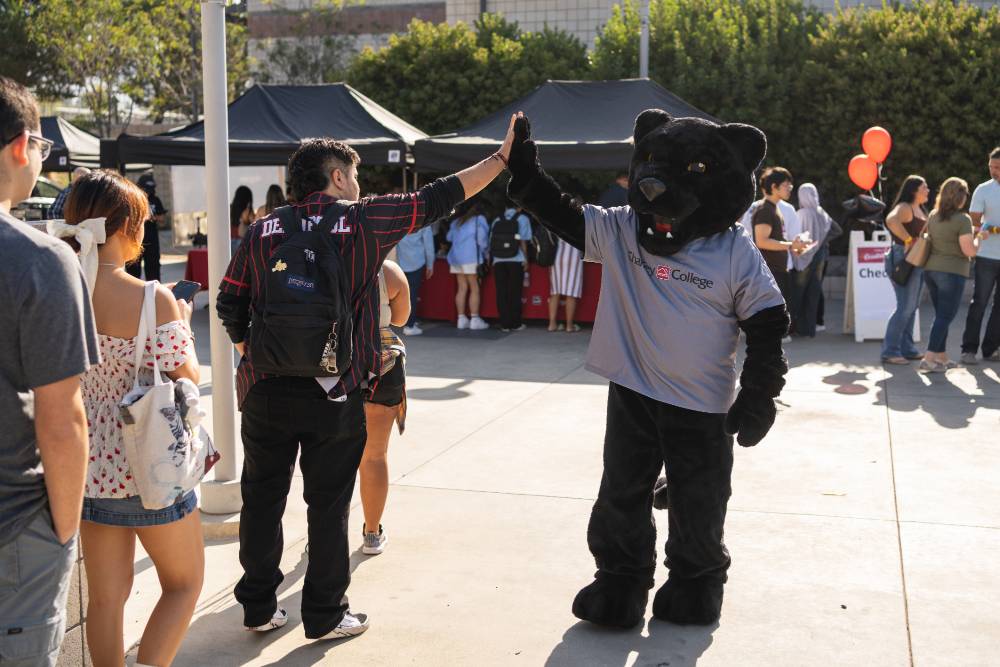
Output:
[530, 219, 558, 267]
[247, 205, 353, 377]
[489, 209, 520, 259]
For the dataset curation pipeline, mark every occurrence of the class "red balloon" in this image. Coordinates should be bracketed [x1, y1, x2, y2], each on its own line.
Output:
[862, 126, 892, 163]
[848, 154, 878, 191]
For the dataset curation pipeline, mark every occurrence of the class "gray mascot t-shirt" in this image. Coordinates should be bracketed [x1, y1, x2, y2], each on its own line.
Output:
[583, 205, 784, 413]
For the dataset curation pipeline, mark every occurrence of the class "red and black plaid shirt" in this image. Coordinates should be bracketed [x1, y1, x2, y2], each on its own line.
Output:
[217, 177, 464, 407]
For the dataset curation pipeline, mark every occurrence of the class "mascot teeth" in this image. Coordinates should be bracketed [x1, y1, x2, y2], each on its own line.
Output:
[646, 227, 654, 236]
[666, 231, 674, 238]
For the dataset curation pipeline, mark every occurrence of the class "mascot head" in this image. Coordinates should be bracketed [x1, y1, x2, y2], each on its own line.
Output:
[629, 109, 766, 256]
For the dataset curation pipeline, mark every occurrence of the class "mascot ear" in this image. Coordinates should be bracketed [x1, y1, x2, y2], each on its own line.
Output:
[633, 109, 673, 144]
[719, 123, 767, 173]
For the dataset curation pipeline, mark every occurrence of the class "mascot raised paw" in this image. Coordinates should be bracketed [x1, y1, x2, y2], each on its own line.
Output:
[508, 111, 790, 628]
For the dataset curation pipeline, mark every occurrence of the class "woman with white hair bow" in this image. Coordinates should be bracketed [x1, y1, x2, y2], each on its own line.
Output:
[793, 183, 841, 337]
[48, 170, 204, 667]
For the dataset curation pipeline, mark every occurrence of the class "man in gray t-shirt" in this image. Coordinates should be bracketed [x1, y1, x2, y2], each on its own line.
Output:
[0, 75, 98, 665]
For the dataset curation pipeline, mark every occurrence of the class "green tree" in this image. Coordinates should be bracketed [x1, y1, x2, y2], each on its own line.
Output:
[0, 1, 66, 96]
[347, 14, 589, 135]
[28, 0, 155, 136]
[140, 0, 251, 123]
[794, 1, 1000, 210]
[254, 0, 356, 84]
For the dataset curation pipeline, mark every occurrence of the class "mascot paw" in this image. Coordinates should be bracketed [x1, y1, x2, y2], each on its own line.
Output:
[723, 389, 776, 447]
[507, 116, 540, 195]
[652, 577, 724, 625]
[572, 575, 649, 629]
[652, 476, 670, 510]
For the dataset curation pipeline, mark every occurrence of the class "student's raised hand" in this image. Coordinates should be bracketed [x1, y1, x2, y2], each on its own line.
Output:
[498, 111, 522, 164]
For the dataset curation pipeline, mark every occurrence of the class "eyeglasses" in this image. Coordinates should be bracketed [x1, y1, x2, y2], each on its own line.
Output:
[1, 130, 54, 161]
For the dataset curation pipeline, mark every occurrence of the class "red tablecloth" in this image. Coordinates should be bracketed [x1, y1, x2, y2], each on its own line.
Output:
[416, 258, 601, 323]
[184, 249, 209, 290]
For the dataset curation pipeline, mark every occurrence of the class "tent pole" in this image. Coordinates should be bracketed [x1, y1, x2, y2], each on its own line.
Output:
[639, 0, 650, 78]
[199, 0, 242, 515]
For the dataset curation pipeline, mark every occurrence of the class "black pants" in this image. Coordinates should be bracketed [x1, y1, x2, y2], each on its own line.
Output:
[961, 256, 1000, 356]
[493, 262, 524, 329]
[126, 220, 161, 281]
[773, 270, 793, 333]
[235, 377, 367, 638]
[588, 383, 734, 588]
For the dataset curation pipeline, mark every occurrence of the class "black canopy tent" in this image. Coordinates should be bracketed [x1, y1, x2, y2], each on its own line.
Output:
[413, 78, 717, 172]
[41, 116, 101, 171]
[104, 83, 428, 168]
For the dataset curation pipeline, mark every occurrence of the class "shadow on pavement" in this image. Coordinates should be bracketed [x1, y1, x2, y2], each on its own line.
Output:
[875, 364, 1000, 428]
[545, 619, 717, 667]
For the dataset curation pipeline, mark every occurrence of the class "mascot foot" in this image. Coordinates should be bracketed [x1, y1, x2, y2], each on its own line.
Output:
[572, 575, 650, 629]
[652, 476, 670, 510]
[652, 577, 724, 625]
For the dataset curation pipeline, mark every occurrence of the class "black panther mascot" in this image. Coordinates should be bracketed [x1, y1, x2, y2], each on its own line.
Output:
[507, 111, 789, 628]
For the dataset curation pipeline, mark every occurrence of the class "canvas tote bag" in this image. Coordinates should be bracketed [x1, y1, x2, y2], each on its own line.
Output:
[119, 282, 218, 509]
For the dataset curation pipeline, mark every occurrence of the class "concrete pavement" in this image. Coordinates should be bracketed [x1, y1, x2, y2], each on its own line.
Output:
[121, 261, 999, 666]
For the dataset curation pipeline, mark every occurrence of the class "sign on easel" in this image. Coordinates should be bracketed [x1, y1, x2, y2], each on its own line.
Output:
[843, 230, 919, 342]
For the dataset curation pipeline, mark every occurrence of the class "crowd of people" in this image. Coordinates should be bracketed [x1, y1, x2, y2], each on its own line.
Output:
[5, 60, 999, 666]
[880, 149, 1000, 371]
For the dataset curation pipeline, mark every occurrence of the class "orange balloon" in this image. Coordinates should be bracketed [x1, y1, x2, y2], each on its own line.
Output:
[862, 126, 892, 163]
[848, 154, 878, 191]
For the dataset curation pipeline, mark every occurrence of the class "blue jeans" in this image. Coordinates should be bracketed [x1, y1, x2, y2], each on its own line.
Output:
[403, 268, 424, 327]
[923, 270, 967, 353]
[881, 245, 924, 359]
[961, 256, 1000, 356]
[793, 246, 827, 337]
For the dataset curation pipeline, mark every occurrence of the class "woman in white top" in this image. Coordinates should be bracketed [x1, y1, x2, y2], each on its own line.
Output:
[56, 171, 203, 667]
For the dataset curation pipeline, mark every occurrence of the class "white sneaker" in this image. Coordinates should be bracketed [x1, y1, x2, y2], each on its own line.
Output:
[402, 324, 423, 336]
[313, 611, 369, 640]
[469, 316, 489, 330]
[457, 314, 469, 329]
[245, 607, 288, 632]
[816, 325, 826, 332]
[781, 335, 792, 344]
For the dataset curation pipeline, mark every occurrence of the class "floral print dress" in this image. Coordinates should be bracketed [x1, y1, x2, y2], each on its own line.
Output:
[82, 320, 194, 499]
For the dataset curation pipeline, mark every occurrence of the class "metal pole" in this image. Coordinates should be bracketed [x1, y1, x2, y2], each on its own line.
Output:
[200, 0, 242, 515]
[639, 0, 650, 79]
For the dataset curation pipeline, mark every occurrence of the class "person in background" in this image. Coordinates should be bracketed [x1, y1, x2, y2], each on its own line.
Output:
[548, 237, 584, 332]
[255, 183, 286, 220]
[960, 147, 1000, 364]
[446, 200, 490, 330]
[359, 259, 410, 555]
[881, 175, 930, 365]
[47, 166, 90, 219]
[792, 183, 841, 337]
[598, 172, 629, 208]
[921, 177, 979, 371]
[396, 223, 435, 336]
[0, 74, 97, 667]
[54, 170, 204, 667]
[751, 167, 807, 342]
[230, 185, 254, 254]
[490, 204, 532, 332]
[126, 173, 165, 281]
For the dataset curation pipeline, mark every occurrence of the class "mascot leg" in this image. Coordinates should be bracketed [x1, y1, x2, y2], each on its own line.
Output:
[652, 405, 734, 625]
[574, 383, 662, 629]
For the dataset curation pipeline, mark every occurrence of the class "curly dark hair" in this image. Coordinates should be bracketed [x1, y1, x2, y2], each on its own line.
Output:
[286, 139, 360, 202]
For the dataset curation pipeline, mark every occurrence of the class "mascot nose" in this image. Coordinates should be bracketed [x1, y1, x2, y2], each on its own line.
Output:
[638, 177, 666, 202]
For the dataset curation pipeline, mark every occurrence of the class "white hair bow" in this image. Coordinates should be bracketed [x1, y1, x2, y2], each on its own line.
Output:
[47, 218, 107, 295]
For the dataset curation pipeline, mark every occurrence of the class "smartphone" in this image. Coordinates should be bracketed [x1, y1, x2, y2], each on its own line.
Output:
[171, 280, 202, 302]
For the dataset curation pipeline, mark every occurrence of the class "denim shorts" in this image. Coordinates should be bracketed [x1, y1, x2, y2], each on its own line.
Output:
[81, 490, 198, 527]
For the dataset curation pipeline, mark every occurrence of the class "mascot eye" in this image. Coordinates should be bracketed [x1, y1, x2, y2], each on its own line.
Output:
[687, 162, 708, 173]
[647, 153, 654, 162]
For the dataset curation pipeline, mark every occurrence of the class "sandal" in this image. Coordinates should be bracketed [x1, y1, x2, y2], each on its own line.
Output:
[882, 357, 909, 365]
[556, 323, 565, 331]
[547, 323, 558, 332]
[918, 359, 945, 373]
[567, 323, 582, 333]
